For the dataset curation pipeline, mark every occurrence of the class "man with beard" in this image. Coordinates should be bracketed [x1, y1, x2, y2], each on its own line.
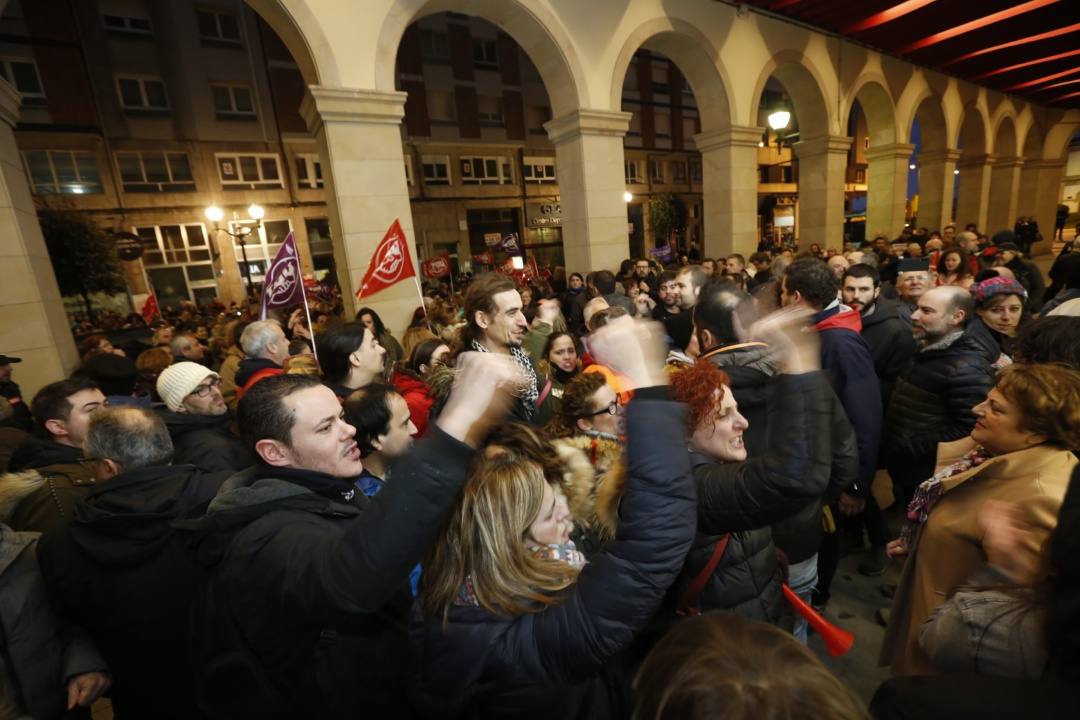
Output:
[884, 286, 997, 508]
[668, 265, 709, 352]
[632, 258, 656, 293]
[156, 362, 254, 472]
[841, 265, 916, 407]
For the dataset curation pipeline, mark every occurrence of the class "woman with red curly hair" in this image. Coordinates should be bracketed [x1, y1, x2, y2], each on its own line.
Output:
[668, 307, 856, 634]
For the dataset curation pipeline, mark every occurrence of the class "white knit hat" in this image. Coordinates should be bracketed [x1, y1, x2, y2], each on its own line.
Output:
[157, 362, 216, 412]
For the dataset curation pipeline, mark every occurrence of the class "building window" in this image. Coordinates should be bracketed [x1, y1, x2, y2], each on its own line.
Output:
[136, 224, 212, 266]
[523, 156, 556, 184]
[115, 151, 194, 193]
[472, 39, 498, 69]
[196, 8, 241, 45]
[216, 153, 283, 189]
[672, 160, 687, 183]
[210, 83, 255, 120]
[22, 150, 103, 195]
[295, 153, 323, 189]
[420, 29, 450, 62]
[228, 218, 292, 285]
[426, 90, 456, 123]
[116, 75, 169, 112]
[460, 156, 513, 185]
[421, 155, 451, 186]
[625, 160, 644, 185]
[0, 58, 45, 106]
[650, 159, 665, 183]
[690, 159, 702, 182]
[477, 95, 503, 125]
[102, 13, 153, 35]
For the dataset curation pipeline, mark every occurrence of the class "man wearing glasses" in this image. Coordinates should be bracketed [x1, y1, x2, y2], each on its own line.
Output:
[156, 362, 253, 473]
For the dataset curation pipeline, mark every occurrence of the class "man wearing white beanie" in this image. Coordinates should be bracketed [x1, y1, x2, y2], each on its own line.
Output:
[156, 362, 253, 473]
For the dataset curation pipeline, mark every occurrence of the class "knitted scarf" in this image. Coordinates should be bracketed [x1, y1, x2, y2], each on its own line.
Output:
[900, 446, 991, 549]
[469, 340, 538, 417]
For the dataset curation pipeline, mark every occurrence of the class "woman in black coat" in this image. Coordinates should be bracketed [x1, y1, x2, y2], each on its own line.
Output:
[409, 318, 695, 719]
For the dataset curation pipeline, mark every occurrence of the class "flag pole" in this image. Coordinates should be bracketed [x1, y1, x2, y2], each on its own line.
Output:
[299, 255, 318, 363]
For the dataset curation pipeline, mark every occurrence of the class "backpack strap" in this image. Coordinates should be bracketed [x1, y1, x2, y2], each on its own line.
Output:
[535, 378, 553, 408]
[677, 534, 730, 616]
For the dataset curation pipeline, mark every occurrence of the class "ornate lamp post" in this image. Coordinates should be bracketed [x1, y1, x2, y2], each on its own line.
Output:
[205, 204, 264, 299]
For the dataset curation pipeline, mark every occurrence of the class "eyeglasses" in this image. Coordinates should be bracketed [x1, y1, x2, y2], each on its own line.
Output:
[583, 400, 619, 417]
[188, 377, 222, 398]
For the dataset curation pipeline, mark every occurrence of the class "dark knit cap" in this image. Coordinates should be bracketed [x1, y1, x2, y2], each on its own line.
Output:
[78, 353, 138, 396]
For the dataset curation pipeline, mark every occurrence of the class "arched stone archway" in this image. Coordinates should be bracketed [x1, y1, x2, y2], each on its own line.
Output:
[986, 115, 1022, 233]
[910, 95, 956, 231]
[752, 57, 844, 250]
[847, 80, 909, 238]
[955, 104, 992, 231]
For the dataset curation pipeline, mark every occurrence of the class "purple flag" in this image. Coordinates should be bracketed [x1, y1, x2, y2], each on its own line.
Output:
[499, 232, 522, 255]
[260, 232, 305, 319]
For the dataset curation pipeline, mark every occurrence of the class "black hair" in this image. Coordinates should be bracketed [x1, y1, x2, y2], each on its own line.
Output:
[1013, 317, 1080, 367]
[355, 307, 386, 337]
[749, 252, 770, 265]
[594, 270, 617, 295]
[843, 263, 881, 288]
[568, 272, 584, 283]
[409, 337, 448, 374]
[783, 257, 838, 310]
[693, 281, 752, 350]
[657, 269, 677, 285]
[315, 322, 369, 383]
[342, 384, 398, 457]
[542, 331, 580, 363]
[237, 373, 322, 451]
[31, 375, 100, 434]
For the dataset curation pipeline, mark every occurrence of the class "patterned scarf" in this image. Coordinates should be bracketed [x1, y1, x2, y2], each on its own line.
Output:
[453, 542, 587, 608]
[469, 340, 538, 417]
[900, 446, 991, 549]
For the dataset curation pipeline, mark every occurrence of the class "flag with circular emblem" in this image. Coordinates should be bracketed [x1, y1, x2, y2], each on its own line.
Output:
[356, 219, 417, 299]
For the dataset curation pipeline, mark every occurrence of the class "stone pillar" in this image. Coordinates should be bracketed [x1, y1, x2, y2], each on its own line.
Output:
[793, 135, 852, 251]
[986, 156, 1024, 234]
[865, 142, 916, 239]
[299, 86, 419, 335]
[916, 148, 961, 232]
[695, 125, 764, 258]
[955, 154, 994, 232]
[1026, 159, 1066, 256]
[0, 80, 78, 400]
[545, 110, 632, 274]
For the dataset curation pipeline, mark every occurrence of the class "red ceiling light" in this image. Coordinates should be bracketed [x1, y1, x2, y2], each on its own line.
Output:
[898, 0, 1059, 55]
[1007, 66, 1080, 92]
[1031, 78, 1080, 93]
[944, 22, 1080, 66]
[842, 0, 938, 34]
[1051, 91, 1080, 104]
[977, 48, 1080, 80]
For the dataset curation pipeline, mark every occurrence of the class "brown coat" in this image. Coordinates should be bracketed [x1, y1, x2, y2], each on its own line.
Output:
[881, 437, 1076, 675]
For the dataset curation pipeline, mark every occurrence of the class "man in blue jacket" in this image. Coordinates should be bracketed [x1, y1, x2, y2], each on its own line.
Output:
[783, 257, 882, 609]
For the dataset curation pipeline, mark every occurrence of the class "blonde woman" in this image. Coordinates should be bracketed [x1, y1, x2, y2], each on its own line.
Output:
[410, 317, 695, 718]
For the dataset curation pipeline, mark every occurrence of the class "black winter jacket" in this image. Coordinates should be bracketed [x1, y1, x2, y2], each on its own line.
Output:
[157, 409, 254, 473]
[408, 389, 696, 719]
[35, 465, 225, 720]
[7, 435, 82, 472]
[884, 322, 997, 494]
[679, 373, 849, 620]
[860, 298, 917, 411]
[182, 426, 475, 719]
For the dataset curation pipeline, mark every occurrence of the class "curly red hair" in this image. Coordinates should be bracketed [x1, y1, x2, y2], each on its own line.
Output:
[670, 360, 731, 432]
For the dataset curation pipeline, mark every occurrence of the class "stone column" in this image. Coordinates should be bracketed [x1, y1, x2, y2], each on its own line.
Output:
[1026, 159, 1066, 256]
[916, 148, 961, 232]
[299, 86, 419, 334]
[695, 125, 764, 258]
[793, 135, 852, 250]
[955, 154, 994, 232]
[986, 156, 1024, 234]
[0, 80, 78, 400]
[545, 110, 632, 274]
[865, 142, 916, 239]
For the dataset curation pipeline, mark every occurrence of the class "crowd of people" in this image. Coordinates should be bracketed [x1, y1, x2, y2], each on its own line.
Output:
[0, 220, 1078, 720]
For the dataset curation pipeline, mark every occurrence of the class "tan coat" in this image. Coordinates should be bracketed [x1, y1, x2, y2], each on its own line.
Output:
[881, 437, 1076, 675]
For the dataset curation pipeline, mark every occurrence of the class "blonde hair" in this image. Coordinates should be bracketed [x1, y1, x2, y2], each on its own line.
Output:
[283, 354, 320, 376]
[420, 454, 578, 621]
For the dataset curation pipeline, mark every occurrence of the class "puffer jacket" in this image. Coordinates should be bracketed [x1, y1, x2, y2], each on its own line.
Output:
[408, 389, 695, 719]
[860, 298, 917, 410]
[884, 321, 997, 495]
[677, 373, 842, 620]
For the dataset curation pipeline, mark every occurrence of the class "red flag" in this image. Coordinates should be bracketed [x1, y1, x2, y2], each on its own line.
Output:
[141, 291, 159, 325]
[472, 250, 493, 265]
[356, 219, 417, 299]
[422, 254, 451, 279]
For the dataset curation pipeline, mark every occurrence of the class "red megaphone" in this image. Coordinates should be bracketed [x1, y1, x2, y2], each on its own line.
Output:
[782, 583, 854, 657]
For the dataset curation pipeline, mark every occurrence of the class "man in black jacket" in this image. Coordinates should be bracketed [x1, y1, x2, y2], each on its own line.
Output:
[184, 353, 520, 719]
[2, 377, 107, 533]
[885, 286, 997, 507]
[155, 362, 253, 472]
[36, 406, 227, 720]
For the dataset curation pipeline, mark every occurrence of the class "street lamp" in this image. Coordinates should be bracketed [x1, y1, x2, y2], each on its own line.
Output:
[767, 108, 791, 132]
[623, 190, 633, 203]
[205, 204, 264, 299]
